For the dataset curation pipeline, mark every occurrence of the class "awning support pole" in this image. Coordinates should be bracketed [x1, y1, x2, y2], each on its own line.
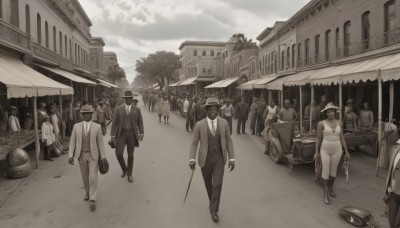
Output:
[376, 70, 383, 177]
[59, 90, 64, 139]
[299, 85, 303, 133]
[33, 96, 40, 169]
[339, 81, 343, 122]
[310, 84, 315, 132]
[390, 81, 394, 122]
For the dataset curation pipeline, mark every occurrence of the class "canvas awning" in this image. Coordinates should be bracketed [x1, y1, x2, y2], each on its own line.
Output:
[36, 65, 97, 85]
[310, 64, 359, 86]
[97, 78, 119, 88]
[205, 80, 225, 89]
[380, 53, 400, 82]
[170, 81, 183, 87]
[284, 68, 332, 86]
[262, 76, 289, 91]
[236, 79, 259, 90]
[0, 53, 73, 98]
[196, 76, 215, 82]
[214, 77, 239, 88]
[253, 76, 278, 89]
[179, 77, 197, 86]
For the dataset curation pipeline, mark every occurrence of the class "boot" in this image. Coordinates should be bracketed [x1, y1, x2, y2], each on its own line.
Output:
[328, 176, 336, 198]
[322, 179, 330, 205]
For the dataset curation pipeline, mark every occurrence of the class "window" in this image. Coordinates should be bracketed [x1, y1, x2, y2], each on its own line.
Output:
[202, 68, 206, 74]
[291, 45, 296, 68]
[10, 0, 19, 27]
[25, 5, 30, 34]
[53, 26, 57, 52]
[74, 43, 77, 63]
[274, 51, 278, 73]
[69, 39, 72, 60]
[202, 50, 206, 56]
[335, 28, 340, 57]
[44, 21, 49, 48]
[59, 31, 63, 56]
[305, 39, 310, 65]
[267, 53, 270, 74]
[0, 0, 2, 19]
[362, 11, 370, 49]
[193, 50, 197, 56]
[315, 35, 320, 62]
[65, 35, 67, 58]
[297, 43, 302, 66]
[211, 50, 214, 56]
[385, 0, 396, 44]
[325, 30, 331, 61]
[343, 21, 351, 56]
[36, 14, 41, 45]
[287, 47, 290, 69]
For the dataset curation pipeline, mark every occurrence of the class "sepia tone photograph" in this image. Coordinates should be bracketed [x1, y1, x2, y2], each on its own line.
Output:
[0, 0, 399, 227]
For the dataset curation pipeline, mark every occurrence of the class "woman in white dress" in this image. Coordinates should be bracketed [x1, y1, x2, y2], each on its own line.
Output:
[314, 102, 351, 205]
[41, 115, 56, 161]
[162, 95, 171, 124]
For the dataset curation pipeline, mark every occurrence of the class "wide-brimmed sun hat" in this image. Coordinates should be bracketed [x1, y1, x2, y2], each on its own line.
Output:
[321, 102, 340, 113]
[201, 97, 221, 108]
[80, 105, 95, 113]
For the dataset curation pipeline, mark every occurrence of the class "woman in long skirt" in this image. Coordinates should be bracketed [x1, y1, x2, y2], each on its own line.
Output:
[156, 95, 163, 123]
[162, 96, 170, 124]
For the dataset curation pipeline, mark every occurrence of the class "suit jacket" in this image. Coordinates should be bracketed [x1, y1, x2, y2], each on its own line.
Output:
[188, 101, 195, 118]
[235, 102, 249, 119]
[385, 145, 400, 196]
[68, 122, 105, 161]
[189, 117, 235, 168]
[110, 104, 144, 147]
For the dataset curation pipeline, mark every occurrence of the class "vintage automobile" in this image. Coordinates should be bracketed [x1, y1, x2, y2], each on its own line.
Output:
[265, 121, 381, 171]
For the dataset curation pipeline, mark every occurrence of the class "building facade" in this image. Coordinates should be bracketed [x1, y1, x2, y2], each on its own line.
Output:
[103, 51, 119, 74]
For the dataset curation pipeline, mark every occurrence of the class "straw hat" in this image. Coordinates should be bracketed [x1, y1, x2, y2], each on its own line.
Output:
[321, 102, 340, 113]
[201, 97, 221, 108]
[80, 105, 94, 113]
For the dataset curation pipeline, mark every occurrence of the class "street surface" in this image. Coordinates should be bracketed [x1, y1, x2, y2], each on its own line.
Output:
[0, 98, 389, 228]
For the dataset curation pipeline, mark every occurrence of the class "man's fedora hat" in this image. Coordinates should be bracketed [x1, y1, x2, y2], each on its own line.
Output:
[80, 105, 95, 113]
[8, 106, 18, 111]
[225, 98, 232, 102]
[201, 97, 221, 108]
[122, 91, 137, 98]
[321, 102, 340, 113]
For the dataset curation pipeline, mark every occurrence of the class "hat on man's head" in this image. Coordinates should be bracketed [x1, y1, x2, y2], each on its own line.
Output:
[283, 99, 291, 104]
[321, 102, 340, 113]
[80, 105, 95, 113]
[132, 98, 139, 103]
[201, 97, 221, 109]
[98, 99, 105, 104]
[122, 91, 137, 98]
[225, 98, 232, 102]
[8, 106, 18, 111]
[346, 98, 354, 104]
[40, 102, 46, 107]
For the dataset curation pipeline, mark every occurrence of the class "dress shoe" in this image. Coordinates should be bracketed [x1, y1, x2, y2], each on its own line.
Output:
[84, 193, 89, 201]
[211, 212, 219, 223]
[90, 200, 96, 211]
[121, 170, 127, 178]
[128, 175, 134, 182]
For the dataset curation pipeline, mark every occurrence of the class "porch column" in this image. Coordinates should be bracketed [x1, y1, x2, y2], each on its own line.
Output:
[310, 84, 315, 132]
[376, 70, 383, 176]
[299, 85, 303, 132]
[390, 81, 394, 122]
[33, 96, 40, 169]
[339, 81, 343, 122]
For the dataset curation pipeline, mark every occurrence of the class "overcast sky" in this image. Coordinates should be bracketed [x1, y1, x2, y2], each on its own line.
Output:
[80, 0, 310, 83]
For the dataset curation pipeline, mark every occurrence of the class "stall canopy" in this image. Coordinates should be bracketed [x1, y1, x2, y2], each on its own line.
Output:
[262, 76, 291, 91]
[284, 68, 332, 86]
[96, 78, 119, 88]
[380, 53, 400, 82]
[236, 79, 259, 90]
[0, 53, 73, 98]
[205, 80, 225, 89]
[253, 76, 278, 89]
[214, 77, 239, 88]
[36, 65, 97, 85]
[170, 80, 183, 87]
[196, 76, 214, 82]
[179, 77, 197, 86]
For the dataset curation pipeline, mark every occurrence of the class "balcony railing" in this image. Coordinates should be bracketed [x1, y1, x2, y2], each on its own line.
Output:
[0, 19, 30, 51]
[31, 42, 73, 69]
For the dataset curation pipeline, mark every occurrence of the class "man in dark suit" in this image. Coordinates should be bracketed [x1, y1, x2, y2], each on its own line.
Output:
[111, 91, 144, 182]
[186, 98, 195, 132]
[189, 97, 235, 223]
[235, 98, 249, 134]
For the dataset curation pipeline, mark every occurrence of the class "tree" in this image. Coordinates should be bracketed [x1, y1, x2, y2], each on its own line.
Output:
[229, 33, 258, 51]
[107, 66, 126, 84]
[135, 51, 181, 91]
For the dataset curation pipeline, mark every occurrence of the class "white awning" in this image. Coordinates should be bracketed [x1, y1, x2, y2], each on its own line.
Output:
[195, 76, 214, 82]
[214, 77, 239, 88]
[284, 68, 332, 86]
[0, 53, 73, 98]
[97, 78, 119, 88]
[37, 65, 97, 85]
[205, 80, 225, 89]
[262, 76, 289, 91]
[179, 77, 197, 86]
[170, 81, 183, 87]
[310, 64, 359, 86]
[253, 76, 278, 89]
[380, 53, 400, 82]
[236, 79, 259, 90]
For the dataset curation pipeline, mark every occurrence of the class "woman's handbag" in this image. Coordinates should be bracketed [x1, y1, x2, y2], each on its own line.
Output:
[98, 158, 109, 175]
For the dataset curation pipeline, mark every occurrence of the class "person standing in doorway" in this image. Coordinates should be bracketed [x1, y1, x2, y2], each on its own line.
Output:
[189, 97, 235, 223]
[68, 105, 106, 211]
[110, 91, 144, 182]
[235, 98, 249, 134]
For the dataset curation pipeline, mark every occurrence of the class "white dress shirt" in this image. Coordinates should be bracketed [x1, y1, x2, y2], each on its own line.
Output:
[9, 116, 21, 132]
[125, 104, 132, 113]
[83, 121, 92, 135]
[183, 99, 189, 113]
[389, 152, 400, 193]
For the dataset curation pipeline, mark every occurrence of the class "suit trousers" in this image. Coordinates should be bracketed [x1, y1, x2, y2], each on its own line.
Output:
[237, 117, 246, 134]
[116, 129, 136, 176]
[223, 116, 232, 135]
[79, 152, 98, 201]
[390, 192, 400, 228]
[186, 115, 194, 131]
[201, 152, 225, 212]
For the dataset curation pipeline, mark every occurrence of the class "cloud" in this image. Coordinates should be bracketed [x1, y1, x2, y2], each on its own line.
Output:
[80, 0, 310, 82]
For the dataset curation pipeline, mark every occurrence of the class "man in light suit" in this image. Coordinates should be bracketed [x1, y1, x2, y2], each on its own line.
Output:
[68, 105, 106, 211]
[111, 91, 144, 182]
[189, 97, 235, 223]
[384, 139, 400, 227]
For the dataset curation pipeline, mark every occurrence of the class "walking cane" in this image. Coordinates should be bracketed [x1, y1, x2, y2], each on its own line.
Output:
[183, 170, 195, 205]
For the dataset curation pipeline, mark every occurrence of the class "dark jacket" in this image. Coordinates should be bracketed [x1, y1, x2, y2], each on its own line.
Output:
[235, 102, 249, 119]
[111, 105, 144, 147]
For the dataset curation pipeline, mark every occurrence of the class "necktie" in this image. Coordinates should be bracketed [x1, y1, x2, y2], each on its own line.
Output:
[211, 121, 216, 136]
[126, 106, 129, 114]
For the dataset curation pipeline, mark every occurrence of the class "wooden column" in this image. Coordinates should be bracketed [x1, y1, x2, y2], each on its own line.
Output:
[390, 81, 394, 122]
[33, 96, 40, 169]
[339, 81, 343, 122]
[59, 91, 64, 139]
[377, 70, 383, 176]
[299, 85, 303, 132]
[310, 84, 315, 132]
